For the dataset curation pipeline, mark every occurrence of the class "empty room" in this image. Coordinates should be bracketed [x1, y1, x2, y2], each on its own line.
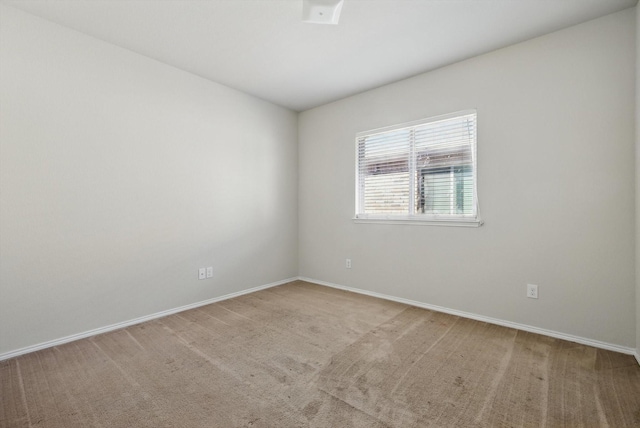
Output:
[1, 0, 640, 426]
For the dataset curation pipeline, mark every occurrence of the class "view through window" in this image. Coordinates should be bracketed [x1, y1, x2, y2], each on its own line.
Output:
[356, 110, 480, 226]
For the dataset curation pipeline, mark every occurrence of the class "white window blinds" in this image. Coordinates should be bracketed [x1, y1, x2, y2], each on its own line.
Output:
[356, 110, 481, 226]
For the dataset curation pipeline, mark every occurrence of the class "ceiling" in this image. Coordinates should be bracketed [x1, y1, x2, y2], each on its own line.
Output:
[2, 0, 637, 112]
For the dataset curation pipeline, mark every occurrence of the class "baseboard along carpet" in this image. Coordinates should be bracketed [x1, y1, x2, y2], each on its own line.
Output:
[2, 280, 639, 427]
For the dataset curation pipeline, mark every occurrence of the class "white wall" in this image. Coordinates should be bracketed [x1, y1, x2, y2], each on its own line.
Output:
[0, 5, 298, 356]
[636, 4, 640, 358]
[299, 9, 636, 348]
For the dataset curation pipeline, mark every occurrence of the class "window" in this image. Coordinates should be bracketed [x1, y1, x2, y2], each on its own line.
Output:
[355, 110, 482, 226]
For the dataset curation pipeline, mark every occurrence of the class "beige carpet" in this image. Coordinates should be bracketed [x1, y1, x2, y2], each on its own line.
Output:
[2, 280, 639, 427]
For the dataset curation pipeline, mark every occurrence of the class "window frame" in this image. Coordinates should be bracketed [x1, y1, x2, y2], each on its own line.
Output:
[354, 110, 483, 227]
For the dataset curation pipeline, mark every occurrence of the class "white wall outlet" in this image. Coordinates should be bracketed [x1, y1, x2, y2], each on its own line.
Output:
[527, 284, 538, 299]
[346, 258, 352, 269]
[206, 266, 213, 278]
[198, 268, 206, 280]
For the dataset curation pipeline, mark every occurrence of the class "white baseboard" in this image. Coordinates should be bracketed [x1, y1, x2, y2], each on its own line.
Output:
[298, 276, 637, 357]
[4, 276, 637, 365]
[0, 277, 298, 362]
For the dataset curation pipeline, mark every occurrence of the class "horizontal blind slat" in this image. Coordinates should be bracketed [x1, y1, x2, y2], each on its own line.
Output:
[357, 112, 477, 218]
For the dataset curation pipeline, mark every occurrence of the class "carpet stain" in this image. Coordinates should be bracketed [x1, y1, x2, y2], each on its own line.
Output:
[302, 400, 322, 419]
[454, 376, 464, 387]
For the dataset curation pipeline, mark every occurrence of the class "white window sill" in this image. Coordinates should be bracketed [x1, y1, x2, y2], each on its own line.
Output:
[353, 216, 484, 227]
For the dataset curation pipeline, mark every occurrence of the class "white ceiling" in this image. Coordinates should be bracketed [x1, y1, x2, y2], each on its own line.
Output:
[2, 0, 637, 111]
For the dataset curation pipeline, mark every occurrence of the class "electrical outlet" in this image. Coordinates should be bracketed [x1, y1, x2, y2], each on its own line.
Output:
[198, 268, 206, 280]
[527, 284, 538, 299]
[206, 267, 213, 278]
[346, 258, 352, 269]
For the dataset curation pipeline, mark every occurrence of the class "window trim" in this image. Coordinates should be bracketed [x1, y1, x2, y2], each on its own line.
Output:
[352, 216, 484, 227]
[354, 109, 482, 227]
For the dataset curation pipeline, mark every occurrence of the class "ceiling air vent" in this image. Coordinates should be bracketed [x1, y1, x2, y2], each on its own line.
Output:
[302, 0, 344, 25]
